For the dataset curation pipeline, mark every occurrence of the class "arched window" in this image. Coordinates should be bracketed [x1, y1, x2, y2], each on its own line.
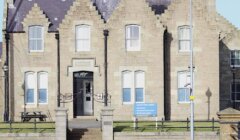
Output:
[38, 72, 48, 103]
[29, 26, 44, 52]
[135, 71, 145, 103]
[178, 25, 190, 52]
[177, 71, 190, 103]
[125, 25, 141, 51]
[122, 71, 132, 103]
[76, 25, 91, 51]
[25, 72, 35, 104]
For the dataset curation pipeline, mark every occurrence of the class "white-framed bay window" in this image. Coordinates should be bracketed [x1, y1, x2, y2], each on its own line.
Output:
[178, 71, 190, 103]
[122, 70, 145, 104]
[29, 26, 44, 52]
[76, 24, 91, 52]
[24, 71, 48, 104]
[178, 25, 190, 52]
[125, 25, 141, 51]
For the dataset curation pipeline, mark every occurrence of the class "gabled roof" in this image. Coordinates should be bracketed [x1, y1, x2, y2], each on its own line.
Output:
[7, 0, 171, 32]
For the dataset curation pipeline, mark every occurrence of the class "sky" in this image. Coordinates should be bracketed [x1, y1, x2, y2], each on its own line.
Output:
[0, 0, 240, 42]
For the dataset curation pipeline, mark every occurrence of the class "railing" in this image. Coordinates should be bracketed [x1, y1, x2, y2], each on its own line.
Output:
[114, 118, 219, 132]
[0, 120, 55, 133]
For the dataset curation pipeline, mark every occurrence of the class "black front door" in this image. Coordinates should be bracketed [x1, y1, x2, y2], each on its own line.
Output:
[73, 71, 93, 117]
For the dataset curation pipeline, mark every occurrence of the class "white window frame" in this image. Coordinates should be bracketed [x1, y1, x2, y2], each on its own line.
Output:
[25, 72, 37, 105]
[24, 71, 48, 105]
[230, 50, 240, 67]
[177, 71, 190, 103]
[125, 25, 141, 51]
[134, 70, 145, 103]
[75, 24, 91, 52]
[38, 72, 48, 104]
[178, 25, 190, 52]
[122, 70, 145, 104]
[28, 26, 44, 52]
[231, 81, 240, 102]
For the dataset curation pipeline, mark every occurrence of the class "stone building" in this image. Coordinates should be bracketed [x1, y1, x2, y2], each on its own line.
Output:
[1, 0, 239, 121]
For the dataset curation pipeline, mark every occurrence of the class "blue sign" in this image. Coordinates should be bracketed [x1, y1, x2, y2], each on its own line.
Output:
[134, 103, 157, 117]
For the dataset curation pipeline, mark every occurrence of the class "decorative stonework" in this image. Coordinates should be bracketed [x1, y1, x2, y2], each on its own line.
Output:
[59, 0, 104, 30]
[22, 3, 50, 32]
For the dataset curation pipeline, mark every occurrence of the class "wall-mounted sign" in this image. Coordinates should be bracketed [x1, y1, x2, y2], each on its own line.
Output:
[134, 103, 157, 117]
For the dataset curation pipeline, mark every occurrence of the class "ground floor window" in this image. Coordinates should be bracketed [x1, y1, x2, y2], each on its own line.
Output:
[231, 82, 240, 101]
[122, 70, 145, 104]
[178, 71, 190, 103]
[25, 71, 48, 104]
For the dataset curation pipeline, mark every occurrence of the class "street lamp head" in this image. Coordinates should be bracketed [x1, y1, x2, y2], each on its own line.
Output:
[2, 64, 8, 72]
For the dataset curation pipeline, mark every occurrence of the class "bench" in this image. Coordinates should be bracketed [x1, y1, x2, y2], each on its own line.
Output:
[21, 111, 47, 122]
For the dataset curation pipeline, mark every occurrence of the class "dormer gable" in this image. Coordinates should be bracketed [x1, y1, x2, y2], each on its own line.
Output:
[22, 3, 50, 32]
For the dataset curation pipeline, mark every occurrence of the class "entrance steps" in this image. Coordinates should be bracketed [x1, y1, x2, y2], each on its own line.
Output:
[68, 119, 102, 140]
[68, 128, 102, 140]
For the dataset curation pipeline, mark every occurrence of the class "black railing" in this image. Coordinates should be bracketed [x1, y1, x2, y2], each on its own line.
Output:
[114, 118, 219, 132]
[0, 121, 55, 133]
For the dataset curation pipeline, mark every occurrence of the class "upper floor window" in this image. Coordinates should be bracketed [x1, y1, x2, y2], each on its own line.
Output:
[231, 50, 240, 67]
[178, 71, 190, 103]
[76, 25, 91, 52]
[29, 26, 44, 52]
[231, 81, 240, 102]
[122, 70, 145, 104]
[126, 25, 141, 51]
[178, 26, 190, 52]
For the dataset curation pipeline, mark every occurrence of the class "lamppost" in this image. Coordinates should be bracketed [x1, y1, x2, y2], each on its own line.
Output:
[2, 63, 9, 122]
[189, 0, 194, 139]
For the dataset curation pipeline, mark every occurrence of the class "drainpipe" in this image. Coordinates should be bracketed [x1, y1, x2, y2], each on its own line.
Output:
[103, 30, 109, 107]
[3, 33, 10, 122]
[55, 32, 60, 107]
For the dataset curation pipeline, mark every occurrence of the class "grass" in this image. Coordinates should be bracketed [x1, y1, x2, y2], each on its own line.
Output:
[0, 122, 55, 133]
[114, 121, 220, 132]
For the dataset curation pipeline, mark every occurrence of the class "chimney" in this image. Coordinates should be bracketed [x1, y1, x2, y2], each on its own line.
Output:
[7, 0, 15, 8]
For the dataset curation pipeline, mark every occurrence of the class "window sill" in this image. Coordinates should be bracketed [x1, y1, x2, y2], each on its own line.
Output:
[178, 102, 190, 104]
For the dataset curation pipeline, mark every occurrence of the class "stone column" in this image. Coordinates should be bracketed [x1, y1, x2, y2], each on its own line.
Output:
[102, 107, 114, 140]
[217, 108, 240, 140]
[55, 108, 68, 140]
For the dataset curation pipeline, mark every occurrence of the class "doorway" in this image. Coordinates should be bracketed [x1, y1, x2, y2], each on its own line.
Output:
[73, 71, 93, 117]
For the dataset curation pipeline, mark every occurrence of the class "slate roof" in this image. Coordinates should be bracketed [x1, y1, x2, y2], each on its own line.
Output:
[7, 0, 171, 32]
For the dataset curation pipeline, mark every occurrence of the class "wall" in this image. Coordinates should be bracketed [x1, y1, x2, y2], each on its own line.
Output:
[0, 133, 55, 140]
[160, 0, 219, 120]
[107, 0, 165, 120]
[114, 132, 219, 140]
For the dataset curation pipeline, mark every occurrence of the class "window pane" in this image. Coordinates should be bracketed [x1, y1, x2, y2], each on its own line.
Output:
[123, 71, 132, 88]
[39, 73, 48, 88]
[135, 88, 143, 102]
[178, 88, 189, 102]
[76, 25, 90, 51]
[135, 71, 144, 88]
[29, 26, 43, 51]
[26, 73, 35, 89]
[26, 89, 34, 103]
[180, 41, 190, 51]
[39, 89, 47, 103]
[123, 88, 131, 102]
[131, 26, 139, 39]
[126, 25, 140, 49]
[178, 72, 187, 88]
